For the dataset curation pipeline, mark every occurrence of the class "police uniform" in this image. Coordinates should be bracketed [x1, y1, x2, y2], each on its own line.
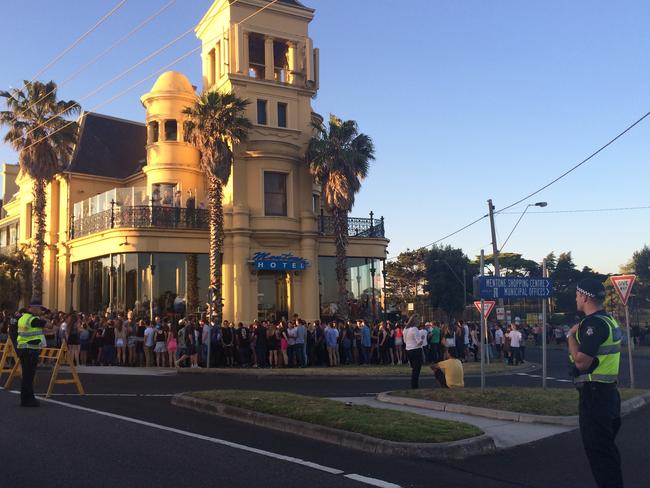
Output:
[16, 305, 47, 407]
[570, 280, 623, 488]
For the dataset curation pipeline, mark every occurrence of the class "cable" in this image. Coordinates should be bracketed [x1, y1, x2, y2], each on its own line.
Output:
[500, 205, 650, 214]
[495, 111, 650, 215]
[386, 214, 488, 260]
[18, 0, 129, 92]
[18, 0, 177, 119]
[14, 0, 280, 155]
[7, 0, 255, 146]
[498, 205, 531, 253]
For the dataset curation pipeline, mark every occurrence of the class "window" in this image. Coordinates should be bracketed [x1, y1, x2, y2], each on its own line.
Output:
[208, 48, 216, 85]
[312, 193, 320, 214]
[277, 102, 287, 128]
[248, 34, 265, 79]
[264, 172, 287, 216]
[165, 120, 178, 141]
[273, 40, 289, 82]
[149, 121, 159, 143]
[257, 99, 267, 125]
[26, 203, 32, 239]
[216, 41, 221, 79]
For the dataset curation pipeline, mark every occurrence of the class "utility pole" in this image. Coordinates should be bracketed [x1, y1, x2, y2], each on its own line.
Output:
[487, 199, 503, 309]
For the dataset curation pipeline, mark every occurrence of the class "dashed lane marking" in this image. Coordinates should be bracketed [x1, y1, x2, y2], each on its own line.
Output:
[515, 373, 573, 383]
[2, 389, 402, 488]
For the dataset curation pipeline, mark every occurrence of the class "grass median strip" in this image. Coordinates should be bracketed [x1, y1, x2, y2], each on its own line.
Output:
[390, 387, 648, 416]
[181, 361, 528, 377]
[190, 390, 482, 443]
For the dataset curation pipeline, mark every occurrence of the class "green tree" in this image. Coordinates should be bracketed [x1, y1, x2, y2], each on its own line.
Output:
[183, 91, 251, 322]
[385, 248, 430, 312]
[425, 245, 472, 322]
[482, 252, 541, 276]
[307, 115, 375, 319]
[0, 247, 32, 310]
[0, 81, 79, 302]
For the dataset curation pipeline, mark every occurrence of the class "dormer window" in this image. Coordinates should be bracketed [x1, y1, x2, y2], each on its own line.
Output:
[248, 33, 265, 79]
[273, 40, 289, 82]
[164, 120, 178, 141]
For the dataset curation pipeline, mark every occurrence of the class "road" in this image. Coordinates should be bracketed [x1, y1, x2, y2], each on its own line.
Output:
[1, 346, 649, 488]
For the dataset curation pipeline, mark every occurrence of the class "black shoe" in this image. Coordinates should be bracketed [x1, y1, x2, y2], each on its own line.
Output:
[21, 399, 40, 407]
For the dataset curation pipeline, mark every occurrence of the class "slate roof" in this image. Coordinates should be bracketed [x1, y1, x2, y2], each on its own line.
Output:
[269, 0, 311, 10]
[67, 112, 146, 179]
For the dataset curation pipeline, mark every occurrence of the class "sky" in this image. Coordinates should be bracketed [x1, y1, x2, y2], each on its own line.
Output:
[1, 0, 649, 274]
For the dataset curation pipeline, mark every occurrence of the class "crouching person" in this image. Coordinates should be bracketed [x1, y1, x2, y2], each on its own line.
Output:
[430, 347, 464, 388]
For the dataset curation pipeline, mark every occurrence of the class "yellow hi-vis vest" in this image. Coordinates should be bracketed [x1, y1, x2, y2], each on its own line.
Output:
[17, 313, 45, 349]
[570, 313, 621, 384]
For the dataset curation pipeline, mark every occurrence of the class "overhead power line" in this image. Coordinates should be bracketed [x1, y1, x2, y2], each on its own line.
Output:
[495, 111, 650, 214]
[14, 0, 280, 156]
[17, 0, 129, 92]
[501, 205, 650, 214]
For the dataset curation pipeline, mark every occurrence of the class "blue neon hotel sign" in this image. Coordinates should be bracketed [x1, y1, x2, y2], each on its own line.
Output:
[251, 252, 309, 270]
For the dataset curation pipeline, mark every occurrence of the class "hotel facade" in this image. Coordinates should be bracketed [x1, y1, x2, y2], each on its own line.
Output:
[0, 0, 388, 323]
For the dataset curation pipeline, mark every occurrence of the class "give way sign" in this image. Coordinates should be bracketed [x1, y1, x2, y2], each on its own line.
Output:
[610, 275, 636, 306]
[474, 300, 496, 320]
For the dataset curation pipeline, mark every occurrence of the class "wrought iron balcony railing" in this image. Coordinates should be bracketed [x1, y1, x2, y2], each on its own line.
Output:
[319, 211, 385, 239]
[70, 205, 386, 240]
[71, 205, 209, 239]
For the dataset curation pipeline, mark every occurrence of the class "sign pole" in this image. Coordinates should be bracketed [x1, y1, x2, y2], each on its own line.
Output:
[625, 304, 634, 389]
[542, 259, 547, 390]
[480, 249, 486, 393]
[610, 275, 636, 390]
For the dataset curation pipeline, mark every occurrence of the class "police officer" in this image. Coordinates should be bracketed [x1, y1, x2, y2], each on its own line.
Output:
[16, 301, 48, 407]
[568, 278, 623, 487]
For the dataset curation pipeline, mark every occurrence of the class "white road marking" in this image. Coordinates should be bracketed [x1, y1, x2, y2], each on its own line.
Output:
[515, 372, 574, 384]
[4, 391, 401, 488]
[344, 474, 402, 488]
[46, 393, 175, 397]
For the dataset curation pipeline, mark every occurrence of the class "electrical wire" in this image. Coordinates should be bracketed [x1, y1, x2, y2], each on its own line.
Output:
[13, 0, 280, 155]
[6, 0, 256, 146]
[17, 0, 177, 119]
[495, 111, 650, 214]
[500, 205, 650, 214]
[18, 0, 129, 92]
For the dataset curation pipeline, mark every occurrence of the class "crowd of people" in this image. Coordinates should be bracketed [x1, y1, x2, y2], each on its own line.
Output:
[0, 308, 544, 370]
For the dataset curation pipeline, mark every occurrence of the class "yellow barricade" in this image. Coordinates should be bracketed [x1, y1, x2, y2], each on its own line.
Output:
[0, 337, 18, 384]
[4, 341, 85, 398]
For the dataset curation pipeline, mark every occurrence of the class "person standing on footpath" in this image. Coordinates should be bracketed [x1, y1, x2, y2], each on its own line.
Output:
[404, 314, 424, 389]
[568, 278, 624, 488]
[16, 301, 49, 407]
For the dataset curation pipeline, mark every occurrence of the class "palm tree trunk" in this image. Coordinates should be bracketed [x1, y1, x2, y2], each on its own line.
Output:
[333, 207, 349, 320]
[186, 253, 199, 315]
[31, 179, 47, 303]
[208, 175, 224, 323]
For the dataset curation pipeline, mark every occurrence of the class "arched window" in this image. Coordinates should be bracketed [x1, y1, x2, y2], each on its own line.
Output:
[165, 120, 178, 141]
[149, 121, 159, 143]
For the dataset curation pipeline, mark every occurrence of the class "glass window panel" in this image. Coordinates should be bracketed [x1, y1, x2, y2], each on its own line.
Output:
[165, 120, 178, 141]
[277, 102, 287, 128]
[257, 99, 267, 125]
[264, 172, 287, 216]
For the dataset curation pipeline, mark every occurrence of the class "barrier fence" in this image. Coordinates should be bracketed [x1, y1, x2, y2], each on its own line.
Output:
[0, 338, 85, 398]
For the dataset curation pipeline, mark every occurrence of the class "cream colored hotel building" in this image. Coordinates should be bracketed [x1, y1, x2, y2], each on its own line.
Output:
[0, 0, 388, 323]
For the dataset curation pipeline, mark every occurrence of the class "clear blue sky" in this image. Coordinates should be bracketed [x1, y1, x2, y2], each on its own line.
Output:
[1, 0, 649, 273]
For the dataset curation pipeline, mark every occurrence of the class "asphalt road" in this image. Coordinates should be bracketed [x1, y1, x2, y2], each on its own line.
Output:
[1, 346, 649, 488]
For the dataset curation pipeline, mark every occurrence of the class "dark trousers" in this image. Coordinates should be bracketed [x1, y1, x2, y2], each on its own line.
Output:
[434, 368, 449, 388]
[256, 346, 268, 368]
[17, 348, 39, 405]
[578, 383, 623, 488]
[407, 349, 423, 389]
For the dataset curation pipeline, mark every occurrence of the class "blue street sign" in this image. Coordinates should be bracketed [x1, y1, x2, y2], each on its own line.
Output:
[479, 276, 553, 299]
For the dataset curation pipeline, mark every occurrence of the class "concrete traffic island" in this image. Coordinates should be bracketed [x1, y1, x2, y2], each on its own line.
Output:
[171, 390, 496, 459]
[378, 388, 650, 427]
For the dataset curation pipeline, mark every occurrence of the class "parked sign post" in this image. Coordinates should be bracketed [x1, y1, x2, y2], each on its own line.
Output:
[475, 251, 496, 395]
[610, 274, 636, 388]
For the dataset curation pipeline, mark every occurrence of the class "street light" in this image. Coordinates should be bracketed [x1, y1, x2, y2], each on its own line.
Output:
[498, 201, 547, 253]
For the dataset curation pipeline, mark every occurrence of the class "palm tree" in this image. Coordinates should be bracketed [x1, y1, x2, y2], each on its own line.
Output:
[0, 81, 79, 303]
[183, 91, 251, 322]
[307, 115, 375, 319]
[0, 246, 32, 310]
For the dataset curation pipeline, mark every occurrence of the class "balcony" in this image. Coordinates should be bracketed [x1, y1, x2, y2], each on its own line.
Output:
[319, 212, 385, 239]
[71, 205, 209, 239]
